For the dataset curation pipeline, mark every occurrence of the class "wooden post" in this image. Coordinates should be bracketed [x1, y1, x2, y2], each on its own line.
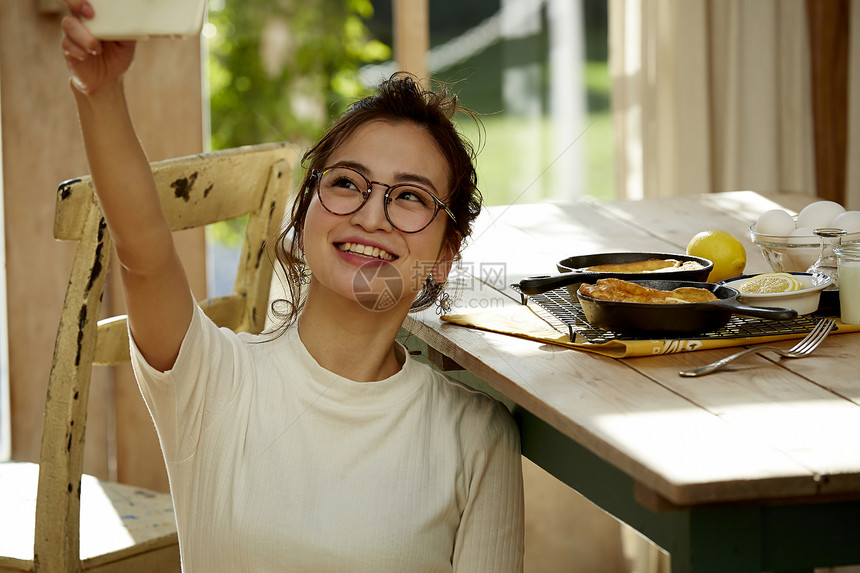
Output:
[393, 0, 430, 82]
[806, 0, 850, 204]
[0, 1, 205, 493]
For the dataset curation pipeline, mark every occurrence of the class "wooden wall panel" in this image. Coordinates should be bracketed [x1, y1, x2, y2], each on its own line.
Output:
[806, 0, 850, 204]
[0, 0, 205, 493]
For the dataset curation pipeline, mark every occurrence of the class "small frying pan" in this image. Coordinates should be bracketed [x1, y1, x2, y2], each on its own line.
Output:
[576, 279, 798, 335]
[519, 252, 713, 296]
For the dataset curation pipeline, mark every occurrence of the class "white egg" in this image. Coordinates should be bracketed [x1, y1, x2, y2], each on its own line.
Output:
[774, 226, 814, 245]
[754, 209, 795, 235]
[797, 200, 845, 230]
[830, 210, 860, 233]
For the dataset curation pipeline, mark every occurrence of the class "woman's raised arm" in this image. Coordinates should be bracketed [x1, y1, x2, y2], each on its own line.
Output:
[62, 0, 194, 371]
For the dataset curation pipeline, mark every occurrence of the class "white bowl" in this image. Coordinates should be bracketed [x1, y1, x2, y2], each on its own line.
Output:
[749, 223, 860, 273]
[722, 272, 832, 315]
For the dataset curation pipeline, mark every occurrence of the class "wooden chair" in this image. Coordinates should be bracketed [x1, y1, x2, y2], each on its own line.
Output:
[0, 142, 298, 572]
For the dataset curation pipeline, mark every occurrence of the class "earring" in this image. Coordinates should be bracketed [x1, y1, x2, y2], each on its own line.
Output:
[410, 274, 448, 312]
[435, 288, 452, 316]
[295, 251, 311, 285]
[299, 265, 311, 285]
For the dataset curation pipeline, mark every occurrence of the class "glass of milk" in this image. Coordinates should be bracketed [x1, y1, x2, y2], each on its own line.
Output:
[834, 241, 860, 324]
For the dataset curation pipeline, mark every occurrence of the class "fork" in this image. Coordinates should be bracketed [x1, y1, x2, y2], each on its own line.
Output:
[679, 318, 836, 377]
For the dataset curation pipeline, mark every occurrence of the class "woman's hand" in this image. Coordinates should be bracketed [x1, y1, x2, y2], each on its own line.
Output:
[61, 0, 136, 95]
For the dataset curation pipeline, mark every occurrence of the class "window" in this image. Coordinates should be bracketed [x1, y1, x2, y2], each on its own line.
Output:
[363, 0, 613, 205]
[202, 0, 613, 296]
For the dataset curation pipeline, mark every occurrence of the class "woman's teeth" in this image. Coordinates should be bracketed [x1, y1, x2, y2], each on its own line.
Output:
[338, 242, 394, 261]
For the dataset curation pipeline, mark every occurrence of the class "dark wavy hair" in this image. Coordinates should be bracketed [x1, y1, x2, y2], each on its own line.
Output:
[270, 72, 483, 328]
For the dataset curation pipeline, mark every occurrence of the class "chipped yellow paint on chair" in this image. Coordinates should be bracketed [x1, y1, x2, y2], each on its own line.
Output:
[0, 143, 298, 572]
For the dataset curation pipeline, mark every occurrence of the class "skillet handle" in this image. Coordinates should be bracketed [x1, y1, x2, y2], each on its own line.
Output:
[518, 273, 584, 295]
[711, 299, 799, 320]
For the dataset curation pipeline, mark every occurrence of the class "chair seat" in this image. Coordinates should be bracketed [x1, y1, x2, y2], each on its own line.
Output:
[0, 462, 178, 571]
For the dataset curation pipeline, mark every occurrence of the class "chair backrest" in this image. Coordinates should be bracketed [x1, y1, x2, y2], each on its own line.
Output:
[34, 142, 298, 569]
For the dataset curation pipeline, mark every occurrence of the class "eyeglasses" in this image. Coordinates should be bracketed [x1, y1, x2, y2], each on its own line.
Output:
[313, 165, 456, 233]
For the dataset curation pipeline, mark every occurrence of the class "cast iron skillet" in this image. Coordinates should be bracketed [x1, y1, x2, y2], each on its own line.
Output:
[519, 252, 713, 295]
[576, 279, 798, 336]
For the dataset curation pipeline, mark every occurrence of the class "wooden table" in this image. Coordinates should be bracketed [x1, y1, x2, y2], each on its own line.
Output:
[399, 191, 860, 573]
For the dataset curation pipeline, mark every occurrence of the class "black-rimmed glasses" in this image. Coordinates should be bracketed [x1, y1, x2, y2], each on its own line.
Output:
[313, 165, 456, 233]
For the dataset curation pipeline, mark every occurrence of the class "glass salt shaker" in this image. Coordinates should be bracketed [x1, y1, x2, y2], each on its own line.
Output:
[807, 228, 846, 289]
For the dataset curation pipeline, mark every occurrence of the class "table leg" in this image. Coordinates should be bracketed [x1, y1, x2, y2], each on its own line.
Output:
[513, 407, 860, 573]
[515, 407, 763, 573]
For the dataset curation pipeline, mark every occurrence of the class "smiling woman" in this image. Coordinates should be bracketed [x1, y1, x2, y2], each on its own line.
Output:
[299, 120, 455, 324]
[59, 1, 524, 567]
[275, 74, 483, 326]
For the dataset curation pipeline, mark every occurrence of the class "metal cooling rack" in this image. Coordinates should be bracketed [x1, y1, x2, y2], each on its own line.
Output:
[512, 285, 824, 344]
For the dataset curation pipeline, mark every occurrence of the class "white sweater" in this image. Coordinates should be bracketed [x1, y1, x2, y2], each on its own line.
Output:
[130, 304, 524, 572]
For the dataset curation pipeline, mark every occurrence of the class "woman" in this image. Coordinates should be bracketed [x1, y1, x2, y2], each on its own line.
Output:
[61, 2, 524, 571]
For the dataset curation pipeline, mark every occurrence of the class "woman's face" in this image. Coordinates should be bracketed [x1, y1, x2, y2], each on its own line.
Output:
[302, 119, 455, 313]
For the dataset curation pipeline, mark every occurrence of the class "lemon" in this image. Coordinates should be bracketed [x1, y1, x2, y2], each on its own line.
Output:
[738, 273, 803, 294]
[686, 230, 747, 282]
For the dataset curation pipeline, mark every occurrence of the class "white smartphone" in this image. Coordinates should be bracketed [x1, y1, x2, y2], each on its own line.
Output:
[86, 0, 207, 40]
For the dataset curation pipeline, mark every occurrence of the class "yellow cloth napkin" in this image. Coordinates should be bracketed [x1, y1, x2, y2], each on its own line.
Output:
[441, 304, 860, 358]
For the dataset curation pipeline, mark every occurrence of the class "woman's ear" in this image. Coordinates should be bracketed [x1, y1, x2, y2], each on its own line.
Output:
[431, 234, 462, 283]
